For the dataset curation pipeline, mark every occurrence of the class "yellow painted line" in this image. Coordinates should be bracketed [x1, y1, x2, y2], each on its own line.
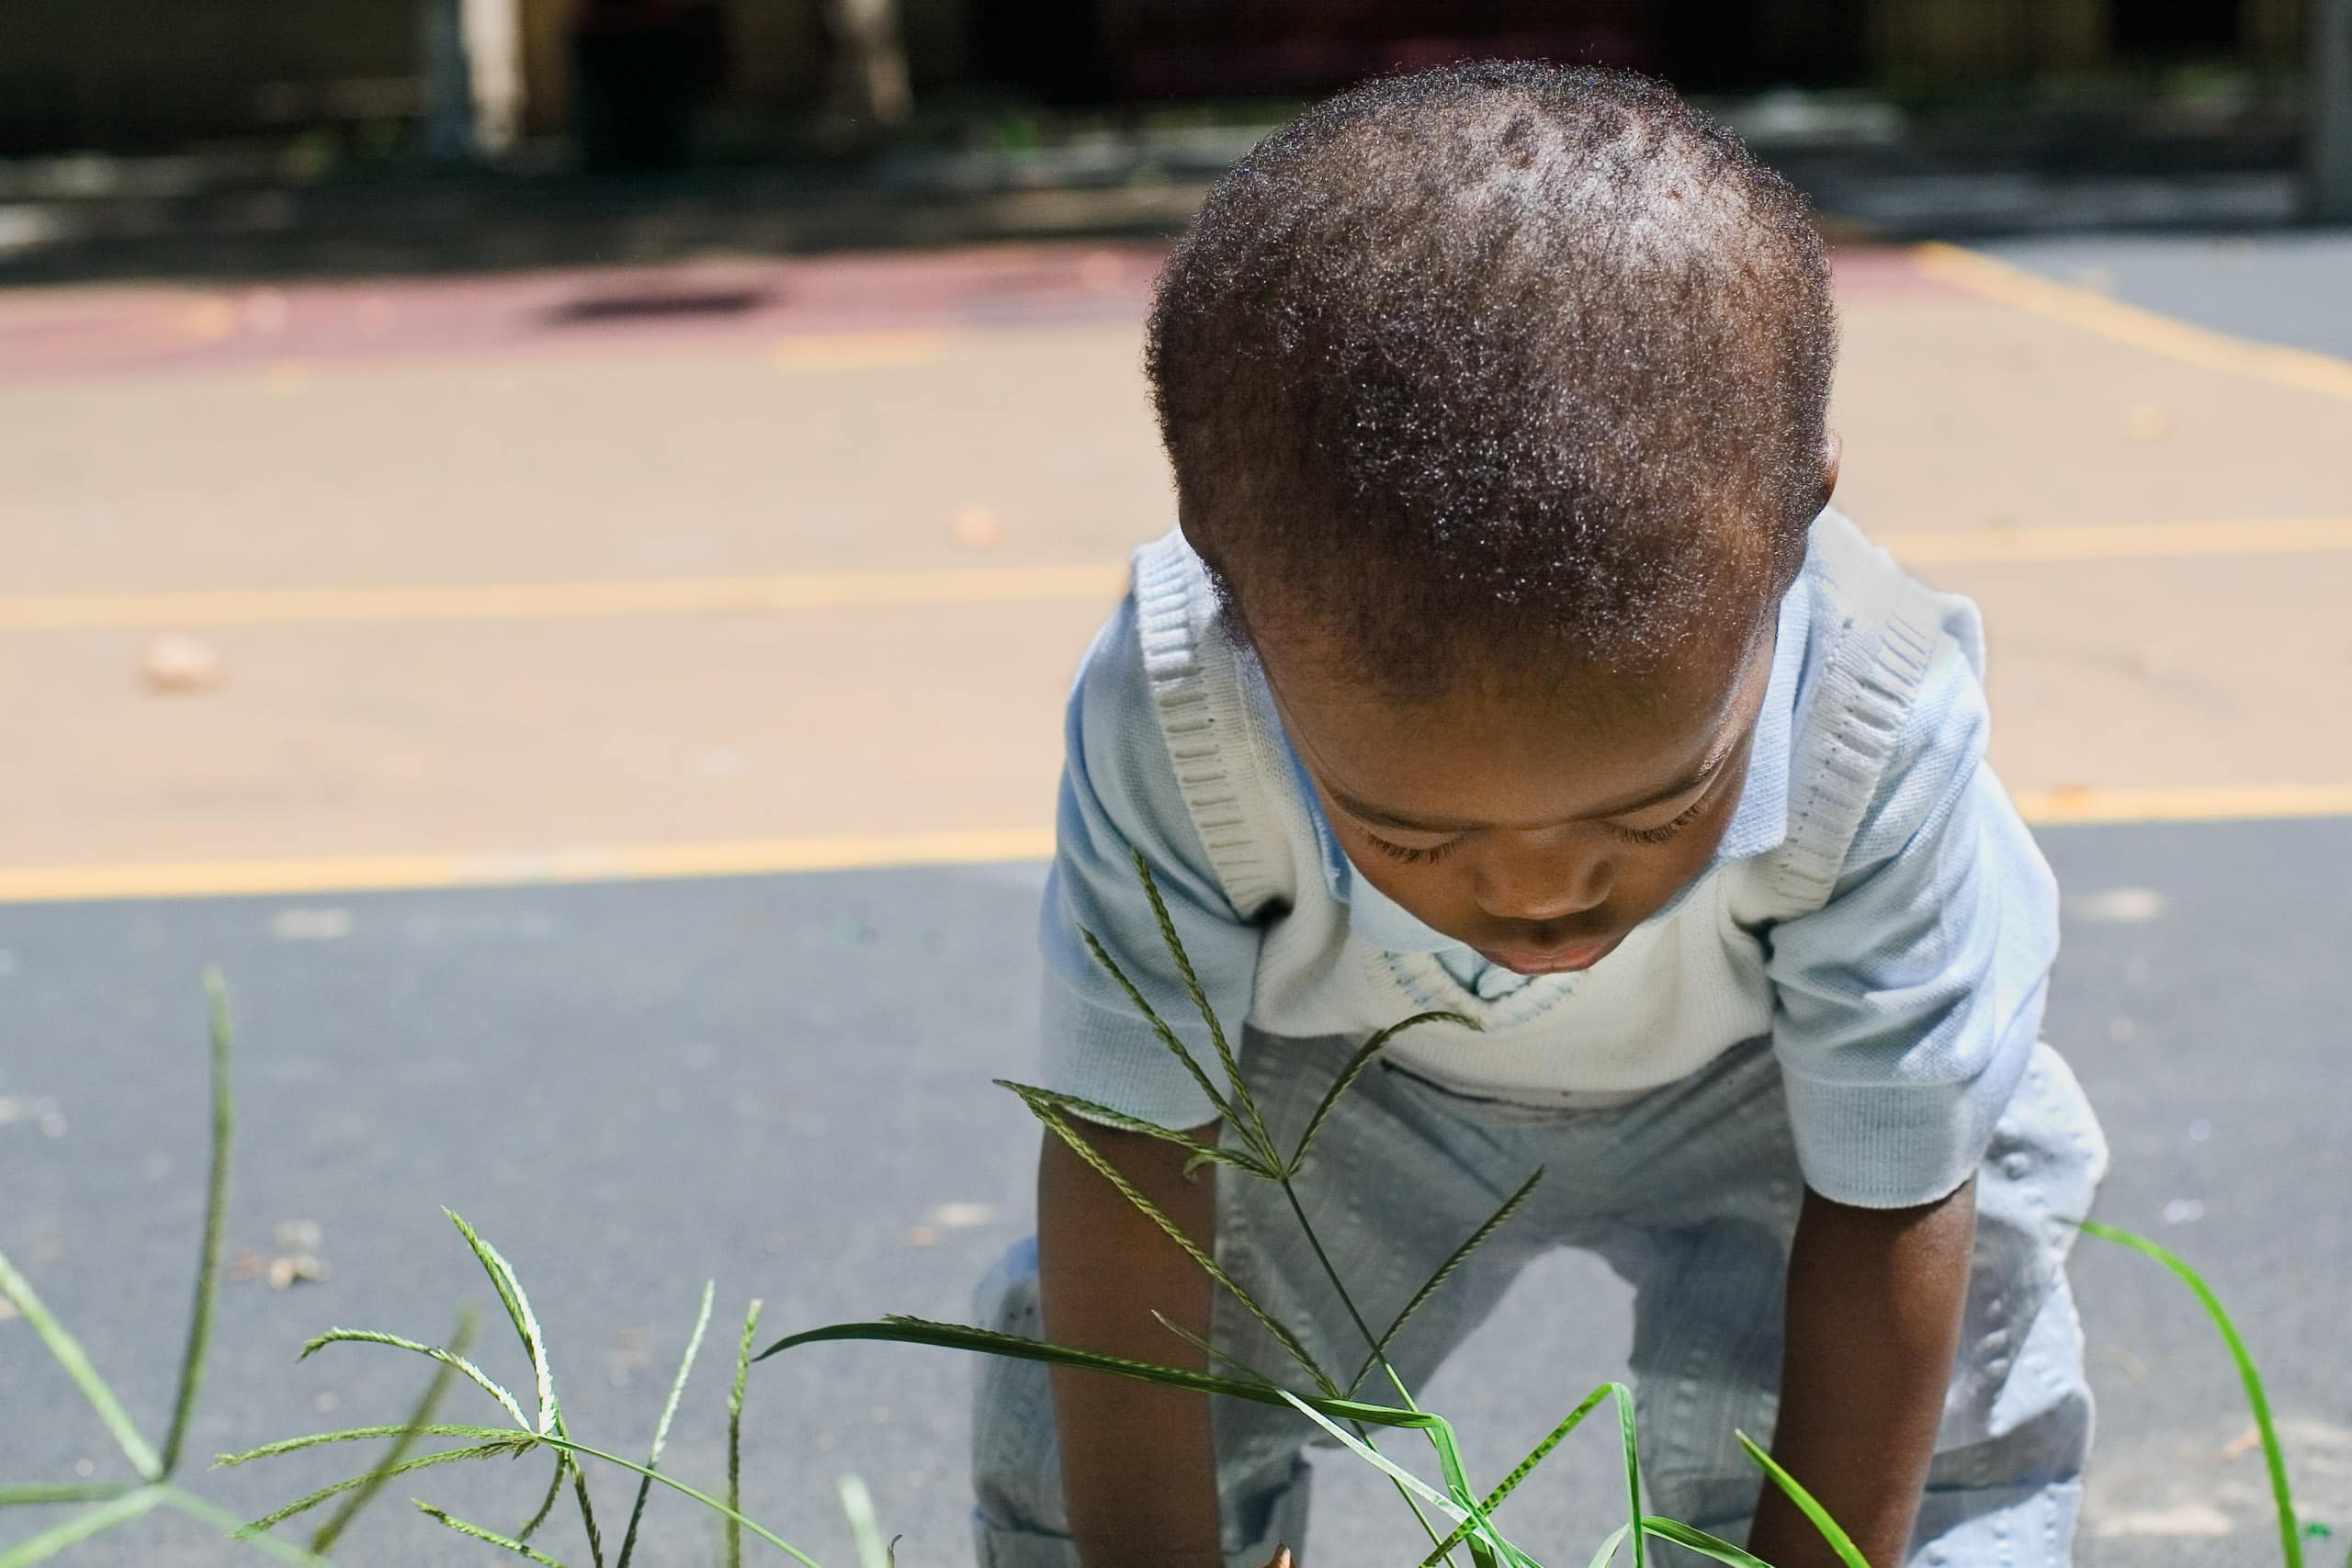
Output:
[2012, 784, 2352, 827]
[1914, 242, 2352, 402]
[772, 329, 947, 370]
[1877, 514, 2352, 565]
[0, 562, 1128, 632]
[7, 517, 2352, 634]
[6, 787, 2351, 903]
[0, 829, 1059, 905]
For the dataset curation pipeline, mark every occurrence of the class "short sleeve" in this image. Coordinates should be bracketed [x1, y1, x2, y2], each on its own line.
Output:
[1767, 632, 2058, 1210]
[1035, 592, 1262, 1131]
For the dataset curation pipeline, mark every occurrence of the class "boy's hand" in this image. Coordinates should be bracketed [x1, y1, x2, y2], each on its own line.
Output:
[1747, 1179, 1977, 1568]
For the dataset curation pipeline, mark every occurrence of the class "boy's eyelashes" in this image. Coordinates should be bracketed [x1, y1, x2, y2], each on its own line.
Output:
[1605, 791, 1714, 846]
[1354, 789, 1715, 865]
[1362, 830, 1463, 865]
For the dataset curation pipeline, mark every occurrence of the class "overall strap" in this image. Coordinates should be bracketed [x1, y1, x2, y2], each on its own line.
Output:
[1131, 527, 1301, 919]
[1753, 509, 1963, 918]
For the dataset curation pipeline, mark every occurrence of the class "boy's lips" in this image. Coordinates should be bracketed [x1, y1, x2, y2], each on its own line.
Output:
[1478, 935, 1620, 975]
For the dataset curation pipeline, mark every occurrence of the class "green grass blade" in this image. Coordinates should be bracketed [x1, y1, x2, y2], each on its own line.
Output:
[571, 1460, 607, 1568]
[782, 1313, 1462, 1568]
[1030, 1105, 1328, 1389]
[1615, 1385, 1645, 1568]
[1609, 1382, 1646, 1568]
[240, 1443, 525, 1534]
[156, 971, 236, 1478]
[1149, 1308, 1283, 1387]
[1735, 1432, 1868, 1568]
[443, 1213, 600, 1560]
[0, 1486, 165, 1567]
[616, 1279, 716, 1568]
[992, 1080, 1272, 1177]
[838, 1474, 890, 1568]
[1419, 1415, 1534, 1568]
[756, 1316, 1433, 1429]
[1276, 1390, 1534, 1568]
[1274, 1392, 1464, 1519]
[155, 1486, 332, 1566]
[310, 1307, 477, 1552]
[529, 1435, 822, 1568]
[300, 1327, 534, 1430]
[1350, 1169, 1544, 1395]
[2079, 1219, 2304, 1568]
[1287, 1010, 1475, 1178]
[728, 1298, 763, 1568]
[0, 1251, 162, 1478]
[1419, 1384, 1613, 1567]
[515, 1454, 568, 1541]
[446, 1211, 560, 1436]
[1583, 1524, 1630, 1568]
[1075, 927, 1240, 1132]
[1148, 1295, 1469, 1567]
[1635, 1517, 1773, 1567]
[0, 1484, 134, 1506]
[416, 1501, 571, 1566]
[216, 1425, 517, 1468]
[1123, 852, 1278, 1166]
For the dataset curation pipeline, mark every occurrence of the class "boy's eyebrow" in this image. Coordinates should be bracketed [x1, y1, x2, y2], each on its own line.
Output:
[1330, 742, 1736, 835]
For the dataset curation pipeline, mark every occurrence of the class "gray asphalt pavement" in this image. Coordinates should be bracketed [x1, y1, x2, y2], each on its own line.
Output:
[1983, 229, 2352, 358]
[5, 818, 2349, 1567]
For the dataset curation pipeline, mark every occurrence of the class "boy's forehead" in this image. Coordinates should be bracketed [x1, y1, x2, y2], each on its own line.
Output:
[1261, 615, 1776, 830]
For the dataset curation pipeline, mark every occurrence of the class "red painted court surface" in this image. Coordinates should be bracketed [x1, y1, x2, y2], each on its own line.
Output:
[0, 242, 1949, 383]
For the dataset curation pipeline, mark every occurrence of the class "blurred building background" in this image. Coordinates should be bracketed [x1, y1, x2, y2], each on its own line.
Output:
[3, 0, 2344, 281]
[0, 0, 2331, 170]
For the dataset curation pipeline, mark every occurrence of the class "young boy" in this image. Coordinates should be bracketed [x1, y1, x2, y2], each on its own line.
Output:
[972, 62, 2106, 1568]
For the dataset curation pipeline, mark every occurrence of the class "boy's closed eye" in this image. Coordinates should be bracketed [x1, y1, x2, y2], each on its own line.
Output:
[1353, 781, 1718, 864]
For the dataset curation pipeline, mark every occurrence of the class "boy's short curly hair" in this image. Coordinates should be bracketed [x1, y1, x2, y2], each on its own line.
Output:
[1146, 62, 1837, 698]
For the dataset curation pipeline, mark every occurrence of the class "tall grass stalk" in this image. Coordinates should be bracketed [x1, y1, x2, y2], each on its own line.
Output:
[0, 976, 332, 1565]
[836, 1475, 892, 1568]
[417, 1501, 573, 1566]
[0, 1489, 169, 1567]
[237, 1224, 823, 1566]
[729, 1299, 764, 1568]
[616, 1280, 717, 1568]
[155, 971, 237, 1477]
[0, 1254, 162, 1480]
[2077, 1219, 2314, 1568]
[310, 1309, 479, 1552]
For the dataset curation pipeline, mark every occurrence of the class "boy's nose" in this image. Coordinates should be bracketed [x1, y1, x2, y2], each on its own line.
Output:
[1472, 838, 1613, 924]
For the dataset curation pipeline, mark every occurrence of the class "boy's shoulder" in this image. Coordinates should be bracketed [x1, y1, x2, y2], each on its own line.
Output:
[1797, 508, 1985, 680]
[1775, 512, 2001, 887]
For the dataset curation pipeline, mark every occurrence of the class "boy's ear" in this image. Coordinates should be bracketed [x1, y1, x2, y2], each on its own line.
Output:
[1770, 429, 1843, 590]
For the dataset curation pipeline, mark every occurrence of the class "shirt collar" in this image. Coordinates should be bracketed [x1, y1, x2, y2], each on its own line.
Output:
[1278, 570, 1812, 953]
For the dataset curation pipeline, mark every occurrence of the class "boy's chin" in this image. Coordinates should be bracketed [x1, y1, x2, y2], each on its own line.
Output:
[1476, 934, 1622, 976]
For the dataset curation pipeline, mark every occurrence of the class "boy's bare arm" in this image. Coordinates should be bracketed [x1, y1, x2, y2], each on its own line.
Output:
[1747, 1179, 1977, 1568]
[1038, 1121, 1226, 1568]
